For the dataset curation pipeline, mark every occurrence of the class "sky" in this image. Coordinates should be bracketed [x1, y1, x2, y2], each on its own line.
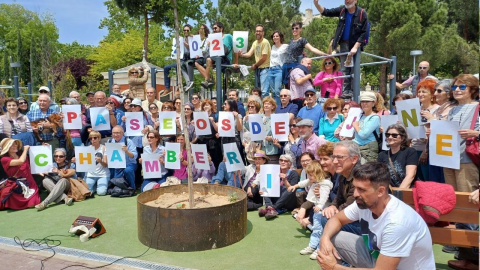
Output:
[2, 0, 345, 46]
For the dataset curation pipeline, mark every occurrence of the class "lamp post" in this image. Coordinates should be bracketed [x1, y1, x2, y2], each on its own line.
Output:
[410, 50, 423, 76]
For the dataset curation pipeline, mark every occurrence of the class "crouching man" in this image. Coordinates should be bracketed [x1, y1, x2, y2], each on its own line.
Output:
[317, 162, 435, 270]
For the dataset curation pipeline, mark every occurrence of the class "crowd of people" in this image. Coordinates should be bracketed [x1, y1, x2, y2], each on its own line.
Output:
[0, 0, 478, 269]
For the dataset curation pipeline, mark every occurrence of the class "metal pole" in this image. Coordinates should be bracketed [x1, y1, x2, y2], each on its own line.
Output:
[47, 80, 52, 99]
[360, 52, 392, 62]
[215, 56, 222, 113]
[389, 56, 397, 110]
[27, 82, 32, 102]
[353, 52, 361, 102]
[359, 60, 391, 67]
[150, 67, 157, 97]
[108, 69, 114, 96]
[13, 76, 19, 98]
[412, 55, 416, 76]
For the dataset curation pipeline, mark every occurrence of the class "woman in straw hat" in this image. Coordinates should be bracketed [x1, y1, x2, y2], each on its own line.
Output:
[0, 138, 40, 210]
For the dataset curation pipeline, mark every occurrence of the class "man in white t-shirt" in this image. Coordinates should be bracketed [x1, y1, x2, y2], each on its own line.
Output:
[317, 162, 435, 270]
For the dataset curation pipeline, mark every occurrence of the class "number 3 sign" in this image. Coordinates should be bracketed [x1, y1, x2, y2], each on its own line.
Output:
[233, 31, 248, 53]
[189, 35, 203, 59]
[208, 33, 224, 57]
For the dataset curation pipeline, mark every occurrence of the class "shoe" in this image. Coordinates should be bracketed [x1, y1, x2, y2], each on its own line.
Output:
[447, 260, 478, 270]
[65, 197, 74, 206]
[291, 208, 300, 215]
[310, 250, 318, 260]
[442, 245, 459, 254]
[299, 246, 315, 255]
[201, 80, 209, 89]
[185, 81, 194, 92]
[207, 80, 214, 87]
[158, 89, 165, 96]
[292, 213, 298, 220]
[35, 202, 47, 211]
[265, 208, 278, 220]
[258, 208, 268, 217]
[340, 92, 353, 99]
[160, 89, 172, 97]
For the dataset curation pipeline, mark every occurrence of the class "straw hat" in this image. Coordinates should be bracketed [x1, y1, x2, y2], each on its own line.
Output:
[0, 138, 22, 156]
[254, 150, 269, 161]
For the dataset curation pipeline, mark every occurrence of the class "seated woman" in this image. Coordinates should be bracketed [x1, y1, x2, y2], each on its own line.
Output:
[259, 154, 299, 219]
[192, 154, 215, 183]
[211, 156, 244, 187]
[318, 98, 343, 142]
[84, 131, 110, 195]
[377, 124, 418, 188]
[0, 139, 40, 210]
[0, 98, 35, 146]
[243, 150, 267, 211]
[35, 148, 78, 211]
[288, 160, 332, 228]
[140, 131, 167, 192]
[173, 134, 189, 184]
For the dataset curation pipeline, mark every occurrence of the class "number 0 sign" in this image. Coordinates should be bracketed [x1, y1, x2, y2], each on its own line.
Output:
[208, 33, 224, 57]
[189, 35, 202, 59]
[233, 31, 249, 53]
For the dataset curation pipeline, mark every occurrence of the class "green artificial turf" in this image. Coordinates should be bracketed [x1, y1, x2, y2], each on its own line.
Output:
[0, 191, 455, 269]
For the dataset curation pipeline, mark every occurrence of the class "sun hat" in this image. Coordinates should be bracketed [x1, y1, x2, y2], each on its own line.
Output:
[0, 138, 22, 156]
[359, 91, 377, 102]
[254, 150, 269, 161]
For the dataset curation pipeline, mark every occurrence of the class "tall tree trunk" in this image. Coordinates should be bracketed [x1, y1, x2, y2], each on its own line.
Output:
[144, 9, 149, 61]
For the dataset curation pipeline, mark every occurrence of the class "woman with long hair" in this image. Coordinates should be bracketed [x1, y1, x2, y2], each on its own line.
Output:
[139, 131, 167, 191]
[268, 30, 288, 105]
[173, 134, 189, 183]
[196, 99, 221, 169]
[219, 99, 245, 162]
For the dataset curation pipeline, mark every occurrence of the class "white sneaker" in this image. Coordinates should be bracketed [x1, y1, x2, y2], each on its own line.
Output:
[310, 250, 318, 260]
[300, 246, 315, 255]
[185, 81, 194, 92]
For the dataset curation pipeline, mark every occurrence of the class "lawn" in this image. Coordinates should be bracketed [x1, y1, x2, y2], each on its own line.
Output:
[0, 190, 455, 269]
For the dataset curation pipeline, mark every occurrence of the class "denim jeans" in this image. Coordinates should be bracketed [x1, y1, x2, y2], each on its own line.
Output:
[141, 175, 167, 192]
[268, 66, 282, 105]
[111, 163, 138, 190]
[309, 211, 325, 249]
[258, 68, 270, 98]
[86, 176, 109, 196]
[339, 42, 352, 94]
[163, 63, 177, 90]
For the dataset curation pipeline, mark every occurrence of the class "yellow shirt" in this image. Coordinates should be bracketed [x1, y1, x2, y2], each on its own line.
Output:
[251, 38, 271, 69]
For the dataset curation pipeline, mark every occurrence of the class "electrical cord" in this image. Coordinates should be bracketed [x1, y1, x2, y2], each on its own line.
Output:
[13, 210, 159, 270]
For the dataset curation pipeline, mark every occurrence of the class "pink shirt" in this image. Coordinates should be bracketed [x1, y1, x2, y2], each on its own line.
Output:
[290, 68, 313, 100]
[313, 71, 343, 97]
[301, 133, 326, 160]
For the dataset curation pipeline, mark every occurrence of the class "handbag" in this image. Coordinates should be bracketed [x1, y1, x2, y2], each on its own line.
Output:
[465, 105, 479, 166]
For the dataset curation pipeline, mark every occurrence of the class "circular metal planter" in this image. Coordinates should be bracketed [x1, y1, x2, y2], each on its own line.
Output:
[137, 184, 247, 251]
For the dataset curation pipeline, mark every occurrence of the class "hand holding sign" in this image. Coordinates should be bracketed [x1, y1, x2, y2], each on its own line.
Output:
[339, 107, 362, 137]
[208, 33, 224, 57]
[189, 35, 203, 59]
[62, 105, 81, 130]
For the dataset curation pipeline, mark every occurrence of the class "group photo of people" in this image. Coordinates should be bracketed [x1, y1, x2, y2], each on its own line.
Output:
[0, 0, 479, 269]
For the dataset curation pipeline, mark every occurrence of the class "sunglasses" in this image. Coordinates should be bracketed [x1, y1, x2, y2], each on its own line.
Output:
[39, 91, 48, 93]
[149, 107, 157, 110]
[106, 101, 114, 104]
[192, 97, 199, 100]
[326, 106, 337, 111]
[19, 102, 27, 105]
[292, 27, 300, 30]
[305, 93, 315, 97]
[147, 136, 156, 139]
[418, 67, 428, 70]
[131, 72, 138, 74]
[248, 105, 256, 108]
[89, 137, 99, 140]
[183, 29, 190, 32]
[213, 27, 218, 30]
[130, 104, 139, 107]
[385, 133, 401, 138]
[289, 124, 297, 128]
[280, 95, 289, 98]
[54, 155, 65, 158]
[185, 108, 192, 111]
[324, 61, 333, 65]
[163, 106, 172, 109]
[451, 84, 467, 91]
[435, 89, 446, 93]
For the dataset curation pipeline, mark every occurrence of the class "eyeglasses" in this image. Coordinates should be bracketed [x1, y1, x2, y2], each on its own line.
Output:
[147, 136, 155, 139]
[19, 102, 27, 105]
[300, 159, 312, 164]
[418, 66, 428, 70]
[342, 108, 349, 112]
[305, 93, 315, 97]
[185, 108, 192, 111]
[149, 107, 157, 110]
[451, 84, 467, 91]
[162, 106, 172, 110]
[106, 101, 114, 104]
[324, 61, 333, 65]
[292, 27, 300, 30]
[54, 155, 65, 158]
[39, 91, 48, 93]
[183, 29, 190, 32]
[131, 72, 138, 74]
[248, 105, 256, 108]
[385, 133, 401, 138]
[192, 97, 199, 100]
[289, 124, 297, 128]
[280, 95, 289, 98]
[130, 104, 139, 107]
[435, 89, 445, 93]
[326, 106, 337, 111]
[331, 155, 349, 161]
[279, 159, 289, 163]
[89, 137, 99, 140]
[213, 27, 218, 30]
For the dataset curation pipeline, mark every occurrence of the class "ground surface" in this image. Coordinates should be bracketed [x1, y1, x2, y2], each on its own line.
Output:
[0, 190, 456, 269]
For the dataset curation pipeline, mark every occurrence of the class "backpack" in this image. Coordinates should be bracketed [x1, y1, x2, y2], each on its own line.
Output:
[340, 7, 370, 46]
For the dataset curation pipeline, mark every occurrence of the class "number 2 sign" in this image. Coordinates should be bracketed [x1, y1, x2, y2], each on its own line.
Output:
[208, 33, 224, 57]
[233, 31, 248, 53]
[189, 35, 203, 59]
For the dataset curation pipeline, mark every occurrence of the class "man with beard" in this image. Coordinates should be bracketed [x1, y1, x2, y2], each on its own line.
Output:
[296, 119, 326, 160]
[317, 162, 435, 270]
[235, 24, 271, 97]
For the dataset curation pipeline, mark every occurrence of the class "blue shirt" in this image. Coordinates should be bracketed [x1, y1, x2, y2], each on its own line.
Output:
[237, 101, 246, 117]
[109, 136, 138, 164]
[342, 11, 354, 41]
[276, 102, 299, 117]
[27, 108, 56, 141]
[353, 114, 380, 146]
[297, 104, 325, 134]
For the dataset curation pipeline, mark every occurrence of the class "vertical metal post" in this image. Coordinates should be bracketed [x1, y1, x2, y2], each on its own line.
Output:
[27, 82, 32, 102]
[389, 56, 397, 109]
[412, 55, 416, 77]
[353, 52, 361, 102]
[13, 76, 19, 98]
[215, 57, 222, 113]
[47, 80, 52, 99]
[108, 69, 114, 96]
[150, 67, 157, 97]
